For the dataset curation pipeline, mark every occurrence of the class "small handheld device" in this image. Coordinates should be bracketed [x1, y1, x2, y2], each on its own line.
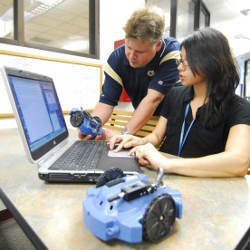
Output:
[69, 108, 103, 138]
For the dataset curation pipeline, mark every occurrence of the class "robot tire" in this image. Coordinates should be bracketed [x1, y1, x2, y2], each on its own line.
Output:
[142, 193, 177, 242]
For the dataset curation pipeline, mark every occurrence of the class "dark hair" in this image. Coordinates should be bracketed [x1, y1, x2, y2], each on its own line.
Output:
[180, 27, 239, 128]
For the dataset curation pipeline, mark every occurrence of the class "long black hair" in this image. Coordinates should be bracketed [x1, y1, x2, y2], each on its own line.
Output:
[180, 27, 239, 128]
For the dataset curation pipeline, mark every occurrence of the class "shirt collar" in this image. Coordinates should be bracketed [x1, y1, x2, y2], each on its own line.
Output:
[183, 86, 194, 104]
[158, 38, 166, 58]
[183, 86, 206, 119]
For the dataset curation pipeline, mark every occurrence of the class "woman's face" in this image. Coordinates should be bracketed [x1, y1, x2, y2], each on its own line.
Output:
[178, 47, 206, 86]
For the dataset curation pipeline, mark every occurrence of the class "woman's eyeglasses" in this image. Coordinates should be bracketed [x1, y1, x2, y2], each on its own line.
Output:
[176, 59, 189, 68]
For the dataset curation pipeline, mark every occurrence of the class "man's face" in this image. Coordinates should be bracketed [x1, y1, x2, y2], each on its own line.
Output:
[125, 38, 161, 68]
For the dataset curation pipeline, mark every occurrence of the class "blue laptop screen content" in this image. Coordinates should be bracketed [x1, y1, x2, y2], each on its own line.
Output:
[8, 75, 66, 152]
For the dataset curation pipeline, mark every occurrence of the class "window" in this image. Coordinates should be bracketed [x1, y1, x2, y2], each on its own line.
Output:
[176, 0, 194, 39]
[145, 0, 210, 39]
[145, 0, 172, 36]
[0, 0, 99, 58]
[0, 0, 14, 40]
[200, 1, 210, 28]
[193, 0, 210, 30]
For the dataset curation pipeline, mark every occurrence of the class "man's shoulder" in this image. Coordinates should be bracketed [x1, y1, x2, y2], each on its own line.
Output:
[162, 37, 180, 51]
[107, 44, 127, 69]
[110, 44, 126, 60]
[156, 37, 180, 65]
[105, 44, 128, 75]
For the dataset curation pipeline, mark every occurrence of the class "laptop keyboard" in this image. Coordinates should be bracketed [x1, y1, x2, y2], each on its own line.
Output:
[49, 140, 107, 170]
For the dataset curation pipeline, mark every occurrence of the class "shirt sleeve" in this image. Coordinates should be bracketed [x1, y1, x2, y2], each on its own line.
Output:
[148, 59, 180, 95]
[160, 92, 171, 118]
[148, 40, 181, 95]
[227, 96, 250, 127]
[99, 48, 124, 106]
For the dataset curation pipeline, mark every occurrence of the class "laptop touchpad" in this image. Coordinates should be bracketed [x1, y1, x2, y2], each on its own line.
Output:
[108, 150, 133, 158]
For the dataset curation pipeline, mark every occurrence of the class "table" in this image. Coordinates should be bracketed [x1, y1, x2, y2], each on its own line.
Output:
[0, 128, 249, 250]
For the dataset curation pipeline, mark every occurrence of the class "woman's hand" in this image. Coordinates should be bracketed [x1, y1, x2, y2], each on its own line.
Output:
[129, 143, 163, 169]
[108, 134, 145, 152]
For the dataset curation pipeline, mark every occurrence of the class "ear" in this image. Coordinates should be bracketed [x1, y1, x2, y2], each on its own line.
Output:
[155, 40, 162, 52]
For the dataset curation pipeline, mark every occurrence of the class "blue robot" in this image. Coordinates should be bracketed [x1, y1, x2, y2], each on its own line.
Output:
[69, 108, 102, 138]
[83, 168, 182, 243]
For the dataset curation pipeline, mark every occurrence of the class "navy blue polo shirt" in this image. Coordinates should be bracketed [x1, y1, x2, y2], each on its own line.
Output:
[160, 86, 250, 157]
[100, 37, 180, 115]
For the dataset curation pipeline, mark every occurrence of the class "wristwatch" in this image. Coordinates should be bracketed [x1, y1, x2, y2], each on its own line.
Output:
[121, 127, 129, 135]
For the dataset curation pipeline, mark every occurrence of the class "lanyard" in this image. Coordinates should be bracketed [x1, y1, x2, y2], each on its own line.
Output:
[178, 103, 196, 156]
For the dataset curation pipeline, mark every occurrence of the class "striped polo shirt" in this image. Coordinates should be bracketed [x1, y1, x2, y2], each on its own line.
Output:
[100, 37, 181, 115]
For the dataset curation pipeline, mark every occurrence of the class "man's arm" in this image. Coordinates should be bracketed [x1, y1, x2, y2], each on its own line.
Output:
[91, 102, 114, 125]
[125, 89, 164, 134]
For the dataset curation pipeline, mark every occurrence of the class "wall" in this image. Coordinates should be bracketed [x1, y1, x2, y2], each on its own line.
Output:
[99, 0, 144, 63]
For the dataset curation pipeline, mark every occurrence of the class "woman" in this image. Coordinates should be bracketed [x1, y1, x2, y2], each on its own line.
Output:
[109, 27, 250, 177]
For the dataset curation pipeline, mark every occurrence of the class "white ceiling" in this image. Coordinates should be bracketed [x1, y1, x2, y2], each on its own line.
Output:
[202, 0, 250, 57]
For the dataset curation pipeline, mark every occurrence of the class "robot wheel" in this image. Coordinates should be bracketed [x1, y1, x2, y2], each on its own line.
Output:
[142, 193, 177, 242]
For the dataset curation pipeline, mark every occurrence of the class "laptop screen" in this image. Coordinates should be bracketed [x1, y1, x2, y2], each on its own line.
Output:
[6, 68, 68, 160]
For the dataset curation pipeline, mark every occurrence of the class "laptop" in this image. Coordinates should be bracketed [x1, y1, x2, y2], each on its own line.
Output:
[1, 66, 142, 183]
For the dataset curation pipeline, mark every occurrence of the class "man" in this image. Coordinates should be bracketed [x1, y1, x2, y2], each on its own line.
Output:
[79, 6, 180, 140]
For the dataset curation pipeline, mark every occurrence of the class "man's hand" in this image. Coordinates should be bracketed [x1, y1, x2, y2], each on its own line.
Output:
[77, 128, 93, 140]
[77, 128, 120, 141]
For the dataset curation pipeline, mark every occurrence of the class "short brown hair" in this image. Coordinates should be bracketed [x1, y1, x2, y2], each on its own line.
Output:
[123, 6, 165, 45]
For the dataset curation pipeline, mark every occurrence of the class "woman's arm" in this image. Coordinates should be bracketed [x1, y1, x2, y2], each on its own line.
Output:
[108, 116, 167, 151]
[130, 124, 250, 177]
[142, 116, 168, 147]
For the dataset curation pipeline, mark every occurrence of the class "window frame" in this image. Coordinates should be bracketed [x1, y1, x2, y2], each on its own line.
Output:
[193, 0, 210, 30]
[244, 59, 250, 99]
[0, 0, 100, 59]
[145, 0, 210, 38]
[170, 0, 177, 37]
